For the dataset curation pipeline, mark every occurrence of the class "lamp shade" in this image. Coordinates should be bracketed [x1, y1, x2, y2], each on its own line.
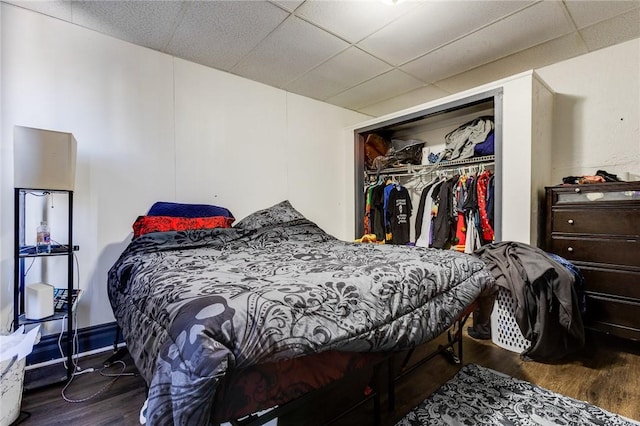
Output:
[13, 126, 77, 191]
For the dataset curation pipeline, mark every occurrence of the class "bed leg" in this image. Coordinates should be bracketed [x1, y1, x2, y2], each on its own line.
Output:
[113, 325, 120, 352]
[103, 325, 127, 367]
[398, 347, 415, 372]
[441, 309, 473, 365]
[387, 356, 395, 412]
[372, 363, 382, 426]
[373, 391, 380, 426]
[458, 328, 464, 365]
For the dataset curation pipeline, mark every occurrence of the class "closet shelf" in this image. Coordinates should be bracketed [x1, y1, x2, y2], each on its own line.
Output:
[365, 155, 495, 178]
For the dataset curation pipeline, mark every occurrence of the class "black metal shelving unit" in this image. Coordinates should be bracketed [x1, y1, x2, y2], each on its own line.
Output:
[13, 188, 75, 382]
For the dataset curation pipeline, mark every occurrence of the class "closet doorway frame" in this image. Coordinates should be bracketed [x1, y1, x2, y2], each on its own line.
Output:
[353, 88, 503, 242]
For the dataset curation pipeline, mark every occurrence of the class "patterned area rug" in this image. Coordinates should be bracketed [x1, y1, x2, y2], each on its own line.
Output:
[397, 363, 639, 426]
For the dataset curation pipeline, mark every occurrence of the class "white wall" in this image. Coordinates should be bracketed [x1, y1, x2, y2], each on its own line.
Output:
[536, 38, 640, 183]
[172, 59, 358, 238]
[0, 4, 366, 333]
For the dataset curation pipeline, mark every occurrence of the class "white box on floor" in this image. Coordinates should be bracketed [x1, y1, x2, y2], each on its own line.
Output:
[25, 283, 54, 320]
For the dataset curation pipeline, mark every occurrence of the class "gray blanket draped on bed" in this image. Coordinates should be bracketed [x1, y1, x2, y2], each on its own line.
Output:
[108, 202, 494, 425]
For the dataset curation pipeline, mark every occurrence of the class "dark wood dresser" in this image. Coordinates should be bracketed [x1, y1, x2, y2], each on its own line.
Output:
[544, 182, 640, 341]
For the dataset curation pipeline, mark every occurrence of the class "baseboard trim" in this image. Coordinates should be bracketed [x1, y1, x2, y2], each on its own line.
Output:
[27, 321, 123, 366]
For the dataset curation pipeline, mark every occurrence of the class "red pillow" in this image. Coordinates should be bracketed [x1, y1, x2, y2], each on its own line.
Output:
[132, 215, 234, 239]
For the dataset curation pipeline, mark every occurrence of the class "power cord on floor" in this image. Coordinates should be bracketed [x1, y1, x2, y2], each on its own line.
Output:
[58, 316, 137, 403]
[61, 359, 137, 403]
[55, 290, 137, 403]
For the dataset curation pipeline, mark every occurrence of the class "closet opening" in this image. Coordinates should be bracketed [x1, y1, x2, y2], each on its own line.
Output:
[353, 88, 503, 250]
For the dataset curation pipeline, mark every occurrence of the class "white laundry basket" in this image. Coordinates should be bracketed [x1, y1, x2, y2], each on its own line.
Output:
[0, 355, 26, 426]
[490, 287, 531, 353]
[0, 325, 39, 426]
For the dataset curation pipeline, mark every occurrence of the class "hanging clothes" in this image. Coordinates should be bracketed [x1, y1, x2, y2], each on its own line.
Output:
[477, 170, 494, 243]
[414, 178, 436, 240]
[363, 184, 374, 235]
[431, 176, 458, 249]
[487, 174, 495, 229]
[409, 169, 493, 251]
[464, 212, 481, 254]
[386, 185, 413, 245]
[362, 162, 494, 251]
[452, 175, 469, 252]
[383, 182, 395, 228]
[415, 179, 442, 248]
[370, 183, 387, 241]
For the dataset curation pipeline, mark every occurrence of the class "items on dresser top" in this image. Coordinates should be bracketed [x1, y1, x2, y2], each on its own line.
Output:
[561, 169, 624, 184]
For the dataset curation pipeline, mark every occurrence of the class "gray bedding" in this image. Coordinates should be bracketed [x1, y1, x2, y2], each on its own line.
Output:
[108, 201, 494, 425]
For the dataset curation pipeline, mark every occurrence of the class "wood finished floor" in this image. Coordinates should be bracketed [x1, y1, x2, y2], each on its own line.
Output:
[18, 330, 640, 426]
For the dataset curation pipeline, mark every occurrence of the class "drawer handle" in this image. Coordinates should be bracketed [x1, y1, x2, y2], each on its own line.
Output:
[567, 219, 574, 225]
[567, 247, 574, 253]
[574, 187, 581, 193]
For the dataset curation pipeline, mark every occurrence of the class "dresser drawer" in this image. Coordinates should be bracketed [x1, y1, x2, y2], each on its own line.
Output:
[555, 188, 640, 204]
[580, 267, 640, 300]
[549, 236, 640, 268]
[551, 208, 640, 236]
[585, 295, 640, 337]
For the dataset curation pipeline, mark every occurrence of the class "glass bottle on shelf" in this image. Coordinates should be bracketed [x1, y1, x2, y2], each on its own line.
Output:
[36, 221, 51, 254]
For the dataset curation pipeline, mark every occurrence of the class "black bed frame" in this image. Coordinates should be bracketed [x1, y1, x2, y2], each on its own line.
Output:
[103, 305, 474, 426]
[221, 304, 475, 426]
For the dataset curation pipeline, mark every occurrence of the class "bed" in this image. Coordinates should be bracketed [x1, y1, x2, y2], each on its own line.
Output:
[107, 201, 494, 425]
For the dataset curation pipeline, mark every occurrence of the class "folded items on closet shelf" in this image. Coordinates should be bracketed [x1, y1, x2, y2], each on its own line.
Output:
[427, 116, 494, 164]
[364, 133, 390, 169]
[369, 138, 426, 171]
[388, 139, 425, 165]
[474, 130, 494, 157]
[441, 116, 494, 161]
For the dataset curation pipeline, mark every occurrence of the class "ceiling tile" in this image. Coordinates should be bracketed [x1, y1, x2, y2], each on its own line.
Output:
[435, 33, 588, 94]
[70, 1, 185, 52]
[166, 1, 290, 71]
[295, 0, 419, 43]
[579, 8, 640, 51]
[232, 16, 349, 88]
[284, 47, 393, 101]
[564, 0, 640, 29]
[270, 0, 305, 12]
[7, 0, 638, 116]
[5, 0, 72, 20]
[401, 1, 575, 83]
[359, 84, 452, 117]
[325, 69, 424, 110]
[357, 0, 535, 66]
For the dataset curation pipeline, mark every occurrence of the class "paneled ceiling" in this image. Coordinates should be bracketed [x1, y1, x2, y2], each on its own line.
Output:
[6, 0, 640, 114]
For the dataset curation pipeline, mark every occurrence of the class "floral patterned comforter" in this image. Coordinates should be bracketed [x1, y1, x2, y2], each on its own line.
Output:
[108, 201, 494, 425]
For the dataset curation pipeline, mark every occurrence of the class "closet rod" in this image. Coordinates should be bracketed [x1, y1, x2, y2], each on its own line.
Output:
[372, 164, 494, 179]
